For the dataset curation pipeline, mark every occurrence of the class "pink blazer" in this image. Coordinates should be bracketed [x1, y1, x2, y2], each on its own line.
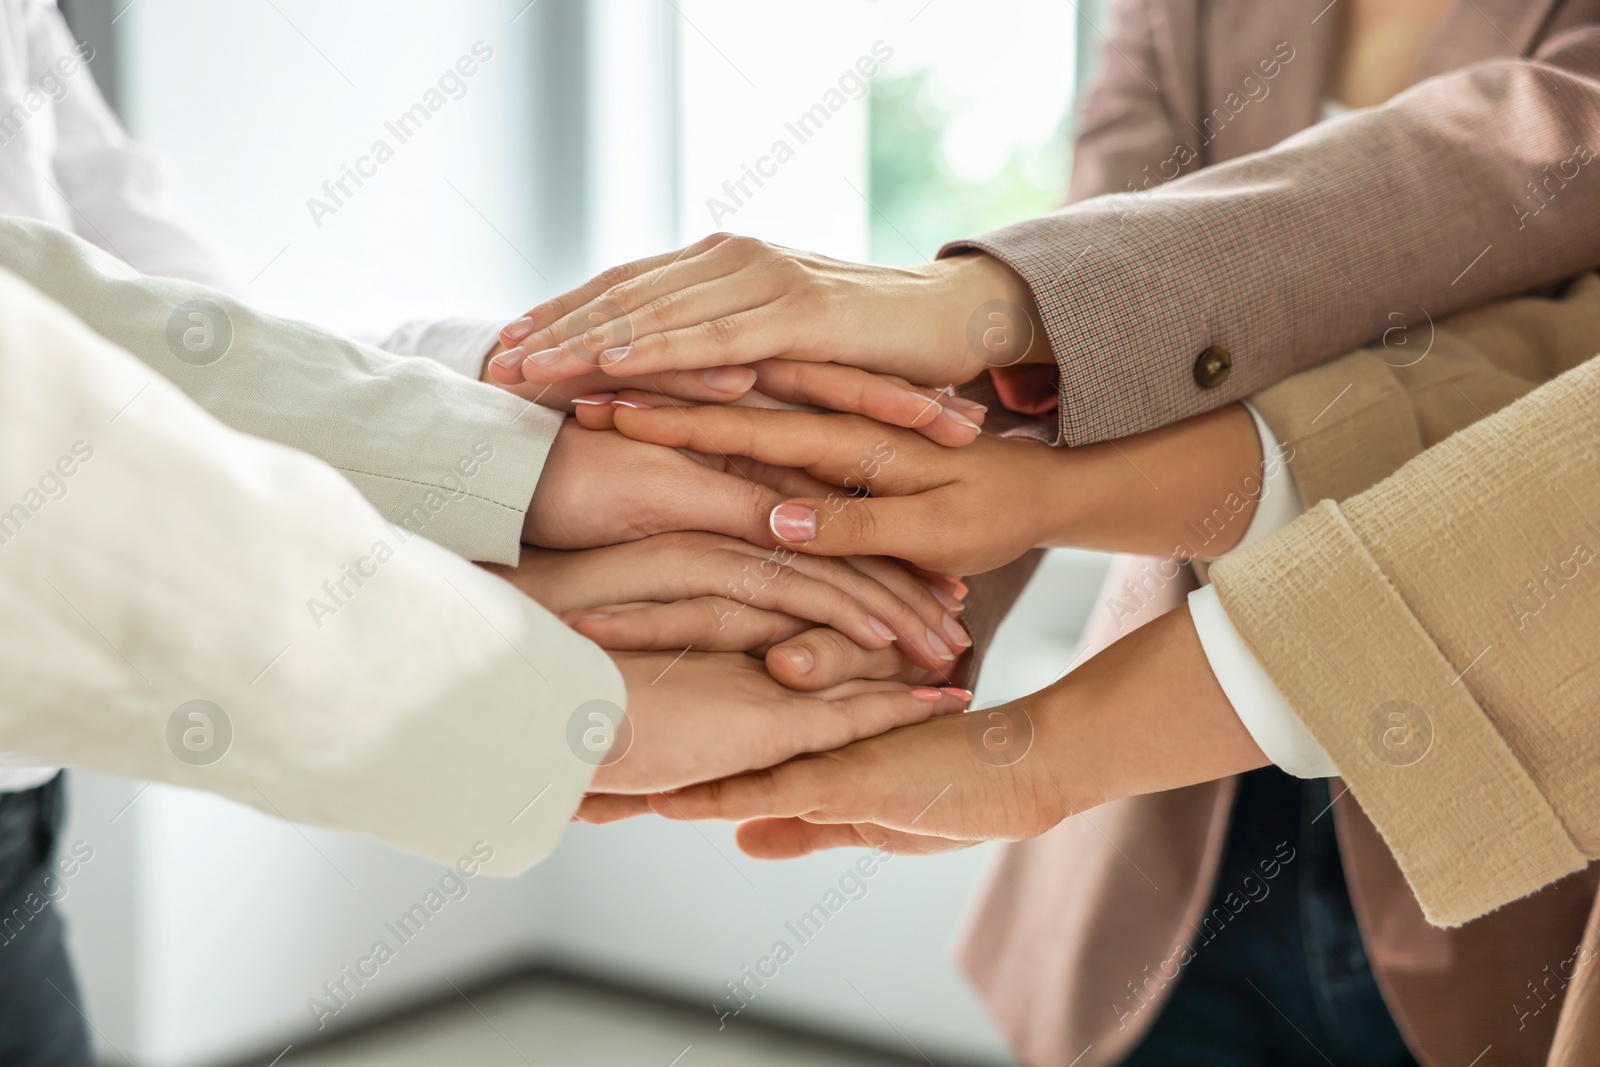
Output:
[955, 2, 1600, 1065]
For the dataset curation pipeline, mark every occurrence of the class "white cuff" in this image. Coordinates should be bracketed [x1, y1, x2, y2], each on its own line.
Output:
[368, 319, 505, 380]
[1189, 584, 1338, 778]
[1216, 401, 1306, 557]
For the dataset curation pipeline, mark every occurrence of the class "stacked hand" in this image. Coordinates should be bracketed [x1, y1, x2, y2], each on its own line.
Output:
[484, 234, 1270, 859]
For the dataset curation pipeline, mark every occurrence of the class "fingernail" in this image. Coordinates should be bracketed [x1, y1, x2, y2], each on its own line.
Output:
[866, 617, 897, 643]
[939, 686, 974, 701]
[602, 346, 632, 365]
[571, 393, 617, 406]
[942, 614, 972, 649]
[612, 400, 655, 410]
[777, 645, 815, 675]
[930, 585, 963, 613]
[943, 408, 982, 431]
[527, 346, 563, 366]
[491, 347, 525, 369]
[946, 578, 970, 599]
[702, 366, 758, 394]
[561, 611, 611, 624]
[947, 397, 987, 417]
[770, 503, 818, 543]
[503, 316, 537, 342]
[910, 688, 943, 702]
[925, 626, 956, 661]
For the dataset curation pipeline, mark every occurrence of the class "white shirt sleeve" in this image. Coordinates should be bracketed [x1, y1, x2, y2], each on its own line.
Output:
[1188, 402, 1339, 779]
[367, 319, 505, 381]
[0, 263, 618, 872]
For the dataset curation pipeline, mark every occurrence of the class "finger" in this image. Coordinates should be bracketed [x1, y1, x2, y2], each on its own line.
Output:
[668, 464, 786, 549]
[565, 600, 811, 652]
[611, 404, 922, 490]
[572, 394, 619, 430]
[842, 554, 970, 650]
[514, 239, 745, 382]
[734, 818, 966, 859]
[649, 760, 832, 823]
[576, 793, 656, 823]
[766, 628, 928, 690]
[600, 298, 827, 378]
[768, 495, 971, 577]
[501, 234, 730, 349]
[779, 553, 960, 670]
[753, 361, 983, 446]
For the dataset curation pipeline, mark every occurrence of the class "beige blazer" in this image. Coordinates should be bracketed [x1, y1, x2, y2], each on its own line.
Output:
[953, 1, 1600, 1063]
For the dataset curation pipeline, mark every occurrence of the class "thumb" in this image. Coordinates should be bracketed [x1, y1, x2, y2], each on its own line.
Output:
[768, 495, 947, 569]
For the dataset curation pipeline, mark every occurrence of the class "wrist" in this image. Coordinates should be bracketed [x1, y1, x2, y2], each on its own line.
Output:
[1032, 606, 1268, 813]
[933, 253, 1048, 381]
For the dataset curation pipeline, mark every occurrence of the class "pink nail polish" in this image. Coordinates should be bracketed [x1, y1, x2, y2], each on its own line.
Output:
[503, 316, 537, 342]
[491, 348, 525, 369]
[930, 585, 963, 613]
[939, 686, 974, 701]
[571, 393, 617, 406]
[924, 626, 956, 661]
[942, 615, 972, 649]
[910, 687, 943, 701]
[769, 503, 819, 543]
[866, 617, 898, 643]
[612, 400, 655, 410]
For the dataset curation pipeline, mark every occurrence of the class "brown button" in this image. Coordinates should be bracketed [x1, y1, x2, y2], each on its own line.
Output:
[1193, 344, 1232, 388]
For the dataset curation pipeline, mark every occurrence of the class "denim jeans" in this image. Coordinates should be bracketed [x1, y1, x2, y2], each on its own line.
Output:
[1120, 767, 1418, 1067]
[0, 775, 93, 1067]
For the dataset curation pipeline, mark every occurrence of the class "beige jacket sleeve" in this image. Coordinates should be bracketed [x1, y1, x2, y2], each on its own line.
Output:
[0, 216, 559, 566]
[0, 264, 621, 874]
[1249, 272, 1600, 505]
[1209, 345, 1600, 926]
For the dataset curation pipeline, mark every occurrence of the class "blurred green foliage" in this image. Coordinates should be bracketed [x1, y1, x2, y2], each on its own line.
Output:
[867, 67, 1071, 264]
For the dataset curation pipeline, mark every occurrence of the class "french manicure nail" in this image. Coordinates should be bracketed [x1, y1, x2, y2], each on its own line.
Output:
[702, 366, 758, 393]
[910, 688, 943, 702]
[943, 408, 982, 431]
[571, 393, 617, 406]
[528, 346, 563, 366]
[942, 614, 972, 649]
[947, 397, 988, 417]
[946, 578, 970, 599]
[939, 686, 974, 701]
[925, 626, 956, 661]
[612, 400, 655, 410]
[866, 617, 897, 643]
[491, 347, 525, 369]
[930, 585, 963, 613]
[769, 503, 819, 543]
[503, 316, 537, 342]
[602, 346, 632, 364]
[778, 645, 815, 675]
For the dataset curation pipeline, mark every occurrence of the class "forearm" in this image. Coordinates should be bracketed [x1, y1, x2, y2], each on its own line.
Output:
[1036, 605, 1268, 812]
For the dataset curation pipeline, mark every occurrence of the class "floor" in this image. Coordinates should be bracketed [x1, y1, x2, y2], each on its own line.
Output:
[249, 976, 928, 1067]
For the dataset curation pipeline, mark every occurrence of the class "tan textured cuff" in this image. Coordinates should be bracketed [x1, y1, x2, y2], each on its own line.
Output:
[1210, 501, 1586, 926]
[1250, 351, 1422, 504]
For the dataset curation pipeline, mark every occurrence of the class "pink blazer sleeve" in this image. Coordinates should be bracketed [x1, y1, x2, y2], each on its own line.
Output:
[945, 25, 1600, 446]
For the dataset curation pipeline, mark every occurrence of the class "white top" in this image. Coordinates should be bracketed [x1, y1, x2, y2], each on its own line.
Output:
[0, 0, 506, 791]
[1188, 402, 1338, 778]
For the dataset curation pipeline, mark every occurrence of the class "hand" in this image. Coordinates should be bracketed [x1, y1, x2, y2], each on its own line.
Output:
[483, 340, 765, 409]
[585, 651, 970, 794]
[594, 402, 1063, 574]
[480, 531, 972, 672]
[598, 401, 1270, 574]
[487, 233, 1046, 393]
[598, 606, 1269, 856]
[522, 418, 820, 551]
